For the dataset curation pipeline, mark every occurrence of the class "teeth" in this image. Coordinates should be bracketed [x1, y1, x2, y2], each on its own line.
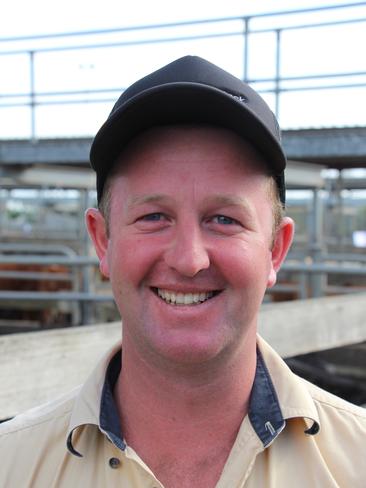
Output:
[184, 293, 193, 305]
[157, 289, 214, 305]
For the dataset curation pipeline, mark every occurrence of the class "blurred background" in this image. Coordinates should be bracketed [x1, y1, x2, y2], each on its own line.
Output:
[0, 1, 365, 416]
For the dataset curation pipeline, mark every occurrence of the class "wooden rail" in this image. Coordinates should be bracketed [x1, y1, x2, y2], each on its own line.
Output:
[1, 293, 366, 420]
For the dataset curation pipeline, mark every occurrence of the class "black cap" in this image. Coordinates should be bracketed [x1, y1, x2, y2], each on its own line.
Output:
[90, 56, 286, 204]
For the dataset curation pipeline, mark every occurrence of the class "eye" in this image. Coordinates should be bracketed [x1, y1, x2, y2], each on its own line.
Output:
[212, 215, 239, 225]
[134, 212, 170, 231]
[140, 213, 165, 222]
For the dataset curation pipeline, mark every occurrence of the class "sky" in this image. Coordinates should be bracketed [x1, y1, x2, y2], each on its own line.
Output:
[1, 0, 366, 138]
[0, 0, 363, 36]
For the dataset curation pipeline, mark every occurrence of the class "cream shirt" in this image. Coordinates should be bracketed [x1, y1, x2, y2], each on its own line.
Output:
[1, 336, 365, 487]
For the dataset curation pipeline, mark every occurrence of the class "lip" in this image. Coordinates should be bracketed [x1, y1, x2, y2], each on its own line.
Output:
[149, 284, 221, 294]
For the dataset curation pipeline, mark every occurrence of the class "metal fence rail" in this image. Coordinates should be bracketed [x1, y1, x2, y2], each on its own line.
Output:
[0, 254, 365, 305]
[1, 2, 366, 139]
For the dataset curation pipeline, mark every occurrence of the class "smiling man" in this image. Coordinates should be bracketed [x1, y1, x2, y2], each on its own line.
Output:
[1, 56, 365, 487]
[88, 127, 286, 370]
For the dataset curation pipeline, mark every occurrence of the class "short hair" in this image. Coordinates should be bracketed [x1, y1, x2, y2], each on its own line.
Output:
[267, 176, 285, 246]
[98, 174, 113, 232]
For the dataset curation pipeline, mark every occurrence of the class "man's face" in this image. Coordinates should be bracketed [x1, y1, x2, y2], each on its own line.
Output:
[87, 126, 293, 367]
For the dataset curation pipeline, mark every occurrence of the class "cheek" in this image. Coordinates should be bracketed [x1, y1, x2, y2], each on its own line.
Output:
[107, 235, 160, 287]
[216, 239, 272, 289]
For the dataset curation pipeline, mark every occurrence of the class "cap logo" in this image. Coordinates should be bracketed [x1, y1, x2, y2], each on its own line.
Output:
[223, 90, 247, 104]
[232, 95, 247, 103]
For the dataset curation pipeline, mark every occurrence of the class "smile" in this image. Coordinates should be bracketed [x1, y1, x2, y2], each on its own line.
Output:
[154, 288, 219, 305]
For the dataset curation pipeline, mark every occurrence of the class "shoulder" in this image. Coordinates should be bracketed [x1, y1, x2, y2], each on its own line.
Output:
[0, 386, 79, 441]
[0, 388, 80, 487]
[299, 376, 366, 453]
[303, 377, 366, 421]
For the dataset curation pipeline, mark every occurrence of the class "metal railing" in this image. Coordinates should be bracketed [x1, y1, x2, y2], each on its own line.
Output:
[1, 4, 366, 327]
[1, 2, 366, 139]
[0, 253, 365, 316]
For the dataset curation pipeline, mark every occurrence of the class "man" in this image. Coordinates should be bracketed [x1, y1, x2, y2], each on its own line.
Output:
[0, 56, 365, 487]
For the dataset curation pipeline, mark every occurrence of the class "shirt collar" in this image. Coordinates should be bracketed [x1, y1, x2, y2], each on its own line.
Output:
[256, 335, 320, 435]
[66, 342, 122, 457]
[99, 350, 126, 451]
[248, 348, 286, 447]
[66, 335, 320, 456]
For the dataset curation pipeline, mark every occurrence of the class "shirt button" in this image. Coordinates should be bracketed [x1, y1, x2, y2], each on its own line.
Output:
[109, 457, 121, 469]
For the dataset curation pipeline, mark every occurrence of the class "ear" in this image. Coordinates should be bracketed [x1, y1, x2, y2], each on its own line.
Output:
[85, 208, 110, 278]
[267, 217, 294, 288]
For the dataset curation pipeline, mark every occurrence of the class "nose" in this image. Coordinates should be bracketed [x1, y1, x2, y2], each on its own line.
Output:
[164, 221, 210, 277]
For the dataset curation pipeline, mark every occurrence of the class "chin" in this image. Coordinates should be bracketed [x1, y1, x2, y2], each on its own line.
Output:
[148, 331, 234, 368]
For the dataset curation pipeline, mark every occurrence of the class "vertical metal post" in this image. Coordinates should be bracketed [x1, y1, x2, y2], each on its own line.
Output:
[0, 189, 5, 239]
[29, 51, 36, 141]
[299, 272, 308, 300]
[309, 188, 325, 297]
[337, 170, 344, 249]
[323, 175, 333, 249]
[274, 29, 282, 119]
[243, 17, 250, 83]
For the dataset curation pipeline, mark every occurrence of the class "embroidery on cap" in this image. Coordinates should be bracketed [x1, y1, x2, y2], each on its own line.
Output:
[231, 94, 247, 103]
[223, 90, 247, 103]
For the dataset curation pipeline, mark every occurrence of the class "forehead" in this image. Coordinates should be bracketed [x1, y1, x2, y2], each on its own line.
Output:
[107, 126, 274, 230]
[112, 125, 270, 180]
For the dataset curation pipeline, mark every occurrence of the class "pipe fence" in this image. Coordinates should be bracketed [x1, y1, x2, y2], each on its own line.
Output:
[1, 2, 366, 139]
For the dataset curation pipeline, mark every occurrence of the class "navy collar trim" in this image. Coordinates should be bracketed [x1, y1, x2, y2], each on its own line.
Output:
[66, 350, 125, 458]
[98, 348, 285, 451]
[249, 349, 285, 447]
[99, 351, 126, 451]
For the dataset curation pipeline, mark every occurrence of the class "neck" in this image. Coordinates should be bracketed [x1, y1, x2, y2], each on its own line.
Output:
[114, 332, 257, 454]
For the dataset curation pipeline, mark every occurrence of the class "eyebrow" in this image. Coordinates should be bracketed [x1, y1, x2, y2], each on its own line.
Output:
[126, 193, 256, 220]
[127, 194, 174, 208]
[202, 194, 254, 212]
